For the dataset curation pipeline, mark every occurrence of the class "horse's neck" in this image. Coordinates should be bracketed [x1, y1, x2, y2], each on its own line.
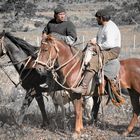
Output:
[6, 37, 28, 59]
[57, 45, 83, 87]
[57, 46, 80, 69]
[5, 37, 28, 72]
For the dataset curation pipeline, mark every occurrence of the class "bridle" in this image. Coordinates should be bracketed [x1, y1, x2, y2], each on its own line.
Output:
[33, 40, 59, 70]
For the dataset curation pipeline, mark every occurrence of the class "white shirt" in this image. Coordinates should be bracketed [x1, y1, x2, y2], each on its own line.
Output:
[97, 20, 121, 50]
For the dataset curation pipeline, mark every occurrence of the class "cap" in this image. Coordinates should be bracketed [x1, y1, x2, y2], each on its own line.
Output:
[95, 9, 110, 17]
[54, 6, 66, 14]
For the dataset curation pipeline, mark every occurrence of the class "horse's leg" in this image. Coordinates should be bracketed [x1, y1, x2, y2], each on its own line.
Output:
[34, 88, 49, 127]
[60, 103, 67, 130]
[54, 103, 59, 121]
[16, 89, 34, 125]
[123, 89, 140, 136]
[80, 101, 83, 130]
[73, 94, 83, 134]
[91, 95, 101, 125]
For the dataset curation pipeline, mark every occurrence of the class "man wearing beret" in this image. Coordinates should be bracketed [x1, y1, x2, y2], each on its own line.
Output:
[42, 5, 77, 45]
[71, 9, 121, 95]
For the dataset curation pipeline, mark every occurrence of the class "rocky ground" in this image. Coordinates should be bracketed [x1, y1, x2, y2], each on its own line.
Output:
[0, 31, 139, 140]
[0, 0, 140, 140]
[0, 82, 140, 140]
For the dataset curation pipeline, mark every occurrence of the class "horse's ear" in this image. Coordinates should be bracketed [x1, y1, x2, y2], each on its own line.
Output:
[2, 30, 5, 34]
[0, 30, 5, 38]
[2, 30, 5, 37]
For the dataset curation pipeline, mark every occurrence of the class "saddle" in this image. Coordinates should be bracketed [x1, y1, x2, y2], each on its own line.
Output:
[84, 44, 125, 107]
[89, 60, 125, 107]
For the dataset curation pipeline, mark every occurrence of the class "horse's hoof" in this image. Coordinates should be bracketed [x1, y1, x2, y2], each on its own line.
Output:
[15, 118, 23, 127]
[40, 125, 47, 130]
[71, 132, 80, 140]
[89, 120, 97, 127]
[41, 121, 49, 129]
[122, 130, 130, 137]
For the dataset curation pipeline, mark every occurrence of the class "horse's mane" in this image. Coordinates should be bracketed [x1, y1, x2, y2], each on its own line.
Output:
[46, 35, 56, 42]
[5, 32, 38, 57]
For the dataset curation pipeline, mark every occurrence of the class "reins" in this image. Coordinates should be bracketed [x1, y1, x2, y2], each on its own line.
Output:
[0, 56, 34, 87]
[0, 66, 17, 86]
[51, 40, 84, 89]
[0, 55, 31, 67]
[35, 39, 85, 90]
[55, 49, 80, 71]
[73, 40, 90, 47]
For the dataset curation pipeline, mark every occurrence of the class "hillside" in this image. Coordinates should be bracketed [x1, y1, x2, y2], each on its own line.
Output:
[0, 0, 140, 32]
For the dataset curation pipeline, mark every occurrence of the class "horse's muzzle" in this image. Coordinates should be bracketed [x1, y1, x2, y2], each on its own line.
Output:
[36, 66, 48, 76]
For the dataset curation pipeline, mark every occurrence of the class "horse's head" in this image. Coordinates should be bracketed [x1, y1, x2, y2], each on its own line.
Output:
[35, 35, 82, 87]
[35, 35, 60, 74]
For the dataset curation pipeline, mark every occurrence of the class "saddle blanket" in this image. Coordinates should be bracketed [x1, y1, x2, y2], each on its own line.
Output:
[104, 59, 120, 79]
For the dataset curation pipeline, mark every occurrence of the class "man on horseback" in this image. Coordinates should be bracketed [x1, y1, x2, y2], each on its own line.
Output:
[71, 9, 121, 95]
[42, 5, 77, 46]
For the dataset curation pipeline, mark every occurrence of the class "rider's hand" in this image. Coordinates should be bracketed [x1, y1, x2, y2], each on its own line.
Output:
[90, 38, 97, 45]
[88, 38, 97, 53]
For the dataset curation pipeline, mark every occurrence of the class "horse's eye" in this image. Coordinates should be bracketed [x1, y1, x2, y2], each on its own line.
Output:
[43, 48, 48, 51]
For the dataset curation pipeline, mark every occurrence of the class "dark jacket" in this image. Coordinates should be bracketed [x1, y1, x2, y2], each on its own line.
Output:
[42, 18, 77, 42]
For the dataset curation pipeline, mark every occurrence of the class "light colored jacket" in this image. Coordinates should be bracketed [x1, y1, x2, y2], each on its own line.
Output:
[97, 20, 121, 50]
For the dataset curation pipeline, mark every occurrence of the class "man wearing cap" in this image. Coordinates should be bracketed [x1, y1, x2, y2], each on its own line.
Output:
[71, 9, 121, 95]
[42, 6, 77, 45]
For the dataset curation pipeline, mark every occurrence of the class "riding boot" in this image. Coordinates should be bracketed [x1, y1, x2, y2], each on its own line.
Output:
[71, 70, 95, 95]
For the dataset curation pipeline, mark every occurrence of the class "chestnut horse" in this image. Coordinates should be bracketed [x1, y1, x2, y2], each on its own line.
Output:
[34, 35, 140, 136]
[0, 31, 50, 127]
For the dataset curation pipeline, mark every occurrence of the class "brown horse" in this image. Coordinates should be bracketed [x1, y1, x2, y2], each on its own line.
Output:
[34, 35, 140, 136]
[119, 58, 140, 136]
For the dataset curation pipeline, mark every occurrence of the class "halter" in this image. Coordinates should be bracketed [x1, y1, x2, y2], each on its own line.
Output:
[33, 40, 59, 70]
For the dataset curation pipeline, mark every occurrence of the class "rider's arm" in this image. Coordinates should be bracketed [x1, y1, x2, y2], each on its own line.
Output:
[66, 21, 77, 45]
